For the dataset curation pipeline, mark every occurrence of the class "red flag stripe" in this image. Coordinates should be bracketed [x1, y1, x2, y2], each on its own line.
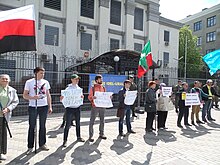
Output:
[0, 19, 35, 40]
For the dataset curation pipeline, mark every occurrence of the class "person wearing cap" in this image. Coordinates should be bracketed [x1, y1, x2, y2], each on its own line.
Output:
[117, 80, 136, 136]
[201, 79, 220, 122]
[173, 80, 183, 113]
[156, 83, 173, 129]
[60, 74, 85, 147]
[190, 81, 208, 125]
[88, 74, 110, 142]
[145, 81, 157, 132]
[128, 75, 138, 117]
[177, 82, 191, 128]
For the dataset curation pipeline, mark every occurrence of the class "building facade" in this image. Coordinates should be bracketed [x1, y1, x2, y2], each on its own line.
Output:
[180, 3, 220, 56]
[0, 0, 181, 85]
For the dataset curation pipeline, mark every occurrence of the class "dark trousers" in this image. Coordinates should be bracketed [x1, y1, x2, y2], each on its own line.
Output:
[177, 107, 189, 125]
[64, 107, 81, 141]
[119, 106, 131, 133]
[146, 112, 156, 130]
[0, 117, 7, 154]
[157, 111, 168, 128]
[28, 106, 48, 148]
[202, 99, 212, 120]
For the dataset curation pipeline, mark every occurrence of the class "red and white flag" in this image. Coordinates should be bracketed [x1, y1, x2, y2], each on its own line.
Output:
[0, 5, 36, 54]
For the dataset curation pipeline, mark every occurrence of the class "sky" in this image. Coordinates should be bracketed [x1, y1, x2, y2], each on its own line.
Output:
[159, 0, 220, 21]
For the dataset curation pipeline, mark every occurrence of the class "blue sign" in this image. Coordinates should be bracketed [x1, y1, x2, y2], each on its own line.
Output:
[89, 74, 127, 94]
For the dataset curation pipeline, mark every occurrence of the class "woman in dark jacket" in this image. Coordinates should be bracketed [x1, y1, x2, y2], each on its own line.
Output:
[117, 80, 136, 137]
[145, 81, 157, 132]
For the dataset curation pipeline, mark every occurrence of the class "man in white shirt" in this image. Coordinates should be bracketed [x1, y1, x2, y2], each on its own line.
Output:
[23, 67, 52, 154]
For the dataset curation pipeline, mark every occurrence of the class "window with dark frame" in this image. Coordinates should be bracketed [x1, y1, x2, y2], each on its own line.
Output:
[44, 0, 61, 11]
[110, 38, 120, 50]
[207, 16, 216, 27]
[80, 33, 92, 50]
[45, 25, 59, 46]
[206, 31, 216, 42]
[194, 21, 202, 31]
[164, 31, 170, 42]
[134, 7, 143, 31]
[163, 52, 169, 67]
[110, 0, 121, 25]
[134, 43, 142, 52]
[197, 36, 202, 46]
[80, 0, 94, 19]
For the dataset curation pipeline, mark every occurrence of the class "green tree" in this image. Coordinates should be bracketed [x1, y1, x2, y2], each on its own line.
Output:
[179, 26, 203, 78]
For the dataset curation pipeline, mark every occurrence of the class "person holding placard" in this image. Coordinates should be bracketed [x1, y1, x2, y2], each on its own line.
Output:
[190, 81, 208, 125]
[156, 83, 174, 130]
[128, 75, 138, 118]
[60, 74, 85, 147]
[117, 80, 136, 137]
[88, 75, 108, 142]
[145, 81, 157, 132]
[177, 82, 191, 128]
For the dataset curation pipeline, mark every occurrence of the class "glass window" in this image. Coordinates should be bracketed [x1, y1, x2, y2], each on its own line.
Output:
[80, 0, 94, 19]
[0, 59, 16, 81]
[206, 49, 215, 54]
[197, 36, 202, 46]
[194, 21, 202, 31]
[163, 52, 169, 67]
[134, 7, 143, 31]
[80, 33, 92, 50]
[134, 43, 142, 52]
[164, 31, 170, 42]
[45, 25, 59, 46]
[206, 31, 216, 42]
[207, 16, 216, 27]
[44, 0, 61, 11]
[110, 0, 121, 25]
[110, 38, 120, 50]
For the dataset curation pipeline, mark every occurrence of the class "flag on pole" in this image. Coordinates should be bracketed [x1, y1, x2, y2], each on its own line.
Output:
[202, 49, 220, 75]
[137, 40, 153, 78]
[0, 5, 36, 54]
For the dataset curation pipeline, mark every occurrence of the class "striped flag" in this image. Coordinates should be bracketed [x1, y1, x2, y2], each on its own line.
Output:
[137, 40, 153, 78]
[0, 5, 36, 54]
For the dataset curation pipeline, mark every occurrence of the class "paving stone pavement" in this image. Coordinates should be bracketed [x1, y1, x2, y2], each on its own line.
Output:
[2, 108, 220, 165]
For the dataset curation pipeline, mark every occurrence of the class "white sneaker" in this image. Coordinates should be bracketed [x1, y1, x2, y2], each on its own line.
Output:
[0, 154, 7, 160]
[26, 148, 33, 155]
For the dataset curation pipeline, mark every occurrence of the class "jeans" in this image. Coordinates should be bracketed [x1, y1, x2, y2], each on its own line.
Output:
[89, 107, 106, 138]
[28, 106, 48, 148]
[119, 106, 131, 133]
[64, 107, 81, 141]
[202, 99, 212, 120]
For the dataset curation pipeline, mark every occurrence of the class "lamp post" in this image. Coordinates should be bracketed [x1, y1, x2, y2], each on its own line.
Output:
[114, 56, 120, 75]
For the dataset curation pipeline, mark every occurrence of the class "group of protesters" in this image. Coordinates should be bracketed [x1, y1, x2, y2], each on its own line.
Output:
[0, 67, 219, 162]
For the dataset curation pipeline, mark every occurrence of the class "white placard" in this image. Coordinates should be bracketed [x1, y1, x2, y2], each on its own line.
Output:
[162, 87, 172, 97]
[61, 88, 83, 108]
[185, 93, 200, 106]
[124, 90, 137, 105]
[94, 92, 113, 108]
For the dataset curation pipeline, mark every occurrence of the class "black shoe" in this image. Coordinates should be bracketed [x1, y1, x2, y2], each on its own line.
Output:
[196, 120, 204, 124]
[185, 123, 192, 126]
[77, 138, 85, 142]
[191, 121, 195, 125]
[119, 133, 126, 137]
[208, 118, 216, 121]
[99, 135, 107, 140]
[145, 129, 153, 132]
[203, 119, 208, 123]
[88, 138, 94, 142]
[132, 114, 137, 117]
[60, 121, 65, 128]
[151, 128, 156, 131]
[62, 141, 67, 147]
[128, 130, 136, 134]
[177, 124, 183, 128]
